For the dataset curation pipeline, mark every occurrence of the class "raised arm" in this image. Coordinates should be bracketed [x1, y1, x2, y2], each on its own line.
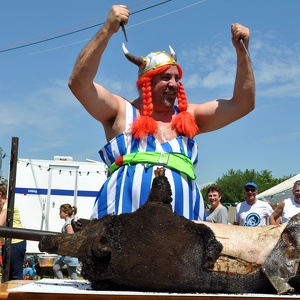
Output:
[68, 5, 130, 128]
[192, 23, 255, 134]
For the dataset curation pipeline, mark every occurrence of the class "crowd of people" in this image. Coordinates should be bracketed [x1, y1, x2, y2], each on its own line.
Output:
[205, 180, 300, 226]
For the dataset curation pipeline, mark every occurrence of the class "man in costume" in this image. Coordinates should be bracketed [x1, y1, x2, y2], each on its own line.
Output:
[68, 5, 254, 221]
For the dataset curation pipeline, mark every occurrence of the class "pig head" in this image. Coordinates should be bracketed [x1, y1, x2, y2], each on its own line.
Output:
[39, 169, 296, 293]
[262, 213, 300, 294]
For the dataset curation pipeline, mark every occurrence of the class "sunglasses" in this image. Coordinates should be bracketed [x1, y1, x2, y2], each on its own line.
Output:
[245, 188, 256, 192]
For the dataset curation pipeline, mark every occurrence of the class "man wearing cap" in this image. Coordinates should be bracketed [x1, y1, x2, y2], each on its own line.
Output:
[234, 182, 273, 226]
[68, 5, 255, 221]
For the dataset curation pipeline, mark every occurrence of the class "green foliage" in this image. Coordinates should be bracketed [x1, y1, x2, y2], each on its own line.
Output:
[201, 169, 293, 205]
[0, 176, 8, 186]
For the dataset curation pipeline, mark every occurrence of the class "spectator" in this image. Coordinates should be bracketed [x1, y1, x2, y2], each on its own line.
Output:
[53, 204, 79, 280]
[269, 180, 300, 225]
[234, 182, 273, 226]
[0, 183, 26, 280]
[206, 186, 228, 224]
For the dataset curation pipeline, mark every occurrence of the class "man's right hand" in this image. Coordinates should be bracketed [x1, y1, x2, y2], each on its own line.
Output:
[105, 5, 130, 34]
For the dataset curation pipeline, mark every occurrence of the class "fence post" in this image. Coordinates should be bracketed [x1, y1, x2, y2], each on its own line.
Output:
[2, 137, 19, 282]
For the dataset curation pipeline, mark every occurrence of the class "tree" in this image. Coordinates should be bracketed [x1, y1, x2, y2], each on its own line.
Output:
[201, 169, 293, 206]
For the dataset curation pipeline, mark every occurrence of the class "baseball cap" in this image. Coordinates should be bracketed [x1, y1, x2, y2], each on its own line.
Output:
[244, 182, 258, 189]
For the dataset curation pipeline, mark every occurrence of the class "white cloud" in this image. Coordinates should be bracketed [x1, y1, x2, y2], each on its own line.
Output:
[251, 37, 300, 98]
[180, 35, 300, 100]
[1, 79, 73, 135]
[181, 43, 236, 90]
[94, 75, 137, 98]
[184, 73, 201, 89]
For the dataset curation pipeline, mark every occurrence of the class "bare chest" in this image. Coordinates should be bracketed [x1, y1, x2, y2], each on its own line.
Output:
[154, 123, 178, 143]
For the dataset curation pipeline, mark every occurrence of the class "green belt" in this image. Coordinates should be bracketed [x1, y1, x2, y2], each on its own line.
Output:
[109, 151, 196, 180]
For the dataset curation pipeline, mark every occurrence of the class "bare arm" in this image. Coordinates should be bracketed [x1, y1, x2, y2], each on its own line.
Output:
[192, 23, 255, 134]
[68, 5, 130, 138]
[269, 201, 285, 225]
[65, 223, 75, 234]
[0, 207, 7, 227]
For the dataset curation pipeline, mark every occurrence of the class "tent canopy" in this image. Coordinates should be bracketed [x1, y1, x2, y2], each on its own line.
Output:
[257, 173, 300, 204]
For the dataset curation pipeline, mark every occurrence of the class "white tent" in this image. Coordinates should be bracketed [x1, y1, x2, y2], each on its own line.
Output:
[257, 173, 300, 204]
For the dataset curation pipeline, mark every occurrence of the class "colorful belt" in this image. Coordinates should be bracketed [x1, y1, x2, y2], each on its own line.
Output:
[109, 151, 196, 180]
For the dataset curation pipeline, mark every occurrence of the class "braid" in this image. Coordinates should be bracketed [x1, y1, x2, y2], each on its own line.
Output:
[131, 75, 157, 138]
[177, 82, 187, 111]
[171, 82, 199, 138]
[141, 77, 153, 117]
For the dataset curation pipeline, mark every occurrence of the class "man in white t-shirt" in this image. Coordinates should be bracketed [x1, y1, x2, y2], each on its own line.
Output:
[269, 180, 300, 225]
[234, 182, 273, 226]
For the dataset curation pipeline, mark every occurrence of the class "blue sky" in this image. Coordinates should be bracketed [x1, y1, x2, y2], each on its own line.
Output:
[1, 0, 299, 187]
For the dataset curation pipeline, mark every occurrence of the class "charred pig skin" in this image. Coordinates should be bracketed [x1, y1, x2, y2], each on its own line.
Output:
[39, 169, 298, 294]
[262, 213, 300, 294]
